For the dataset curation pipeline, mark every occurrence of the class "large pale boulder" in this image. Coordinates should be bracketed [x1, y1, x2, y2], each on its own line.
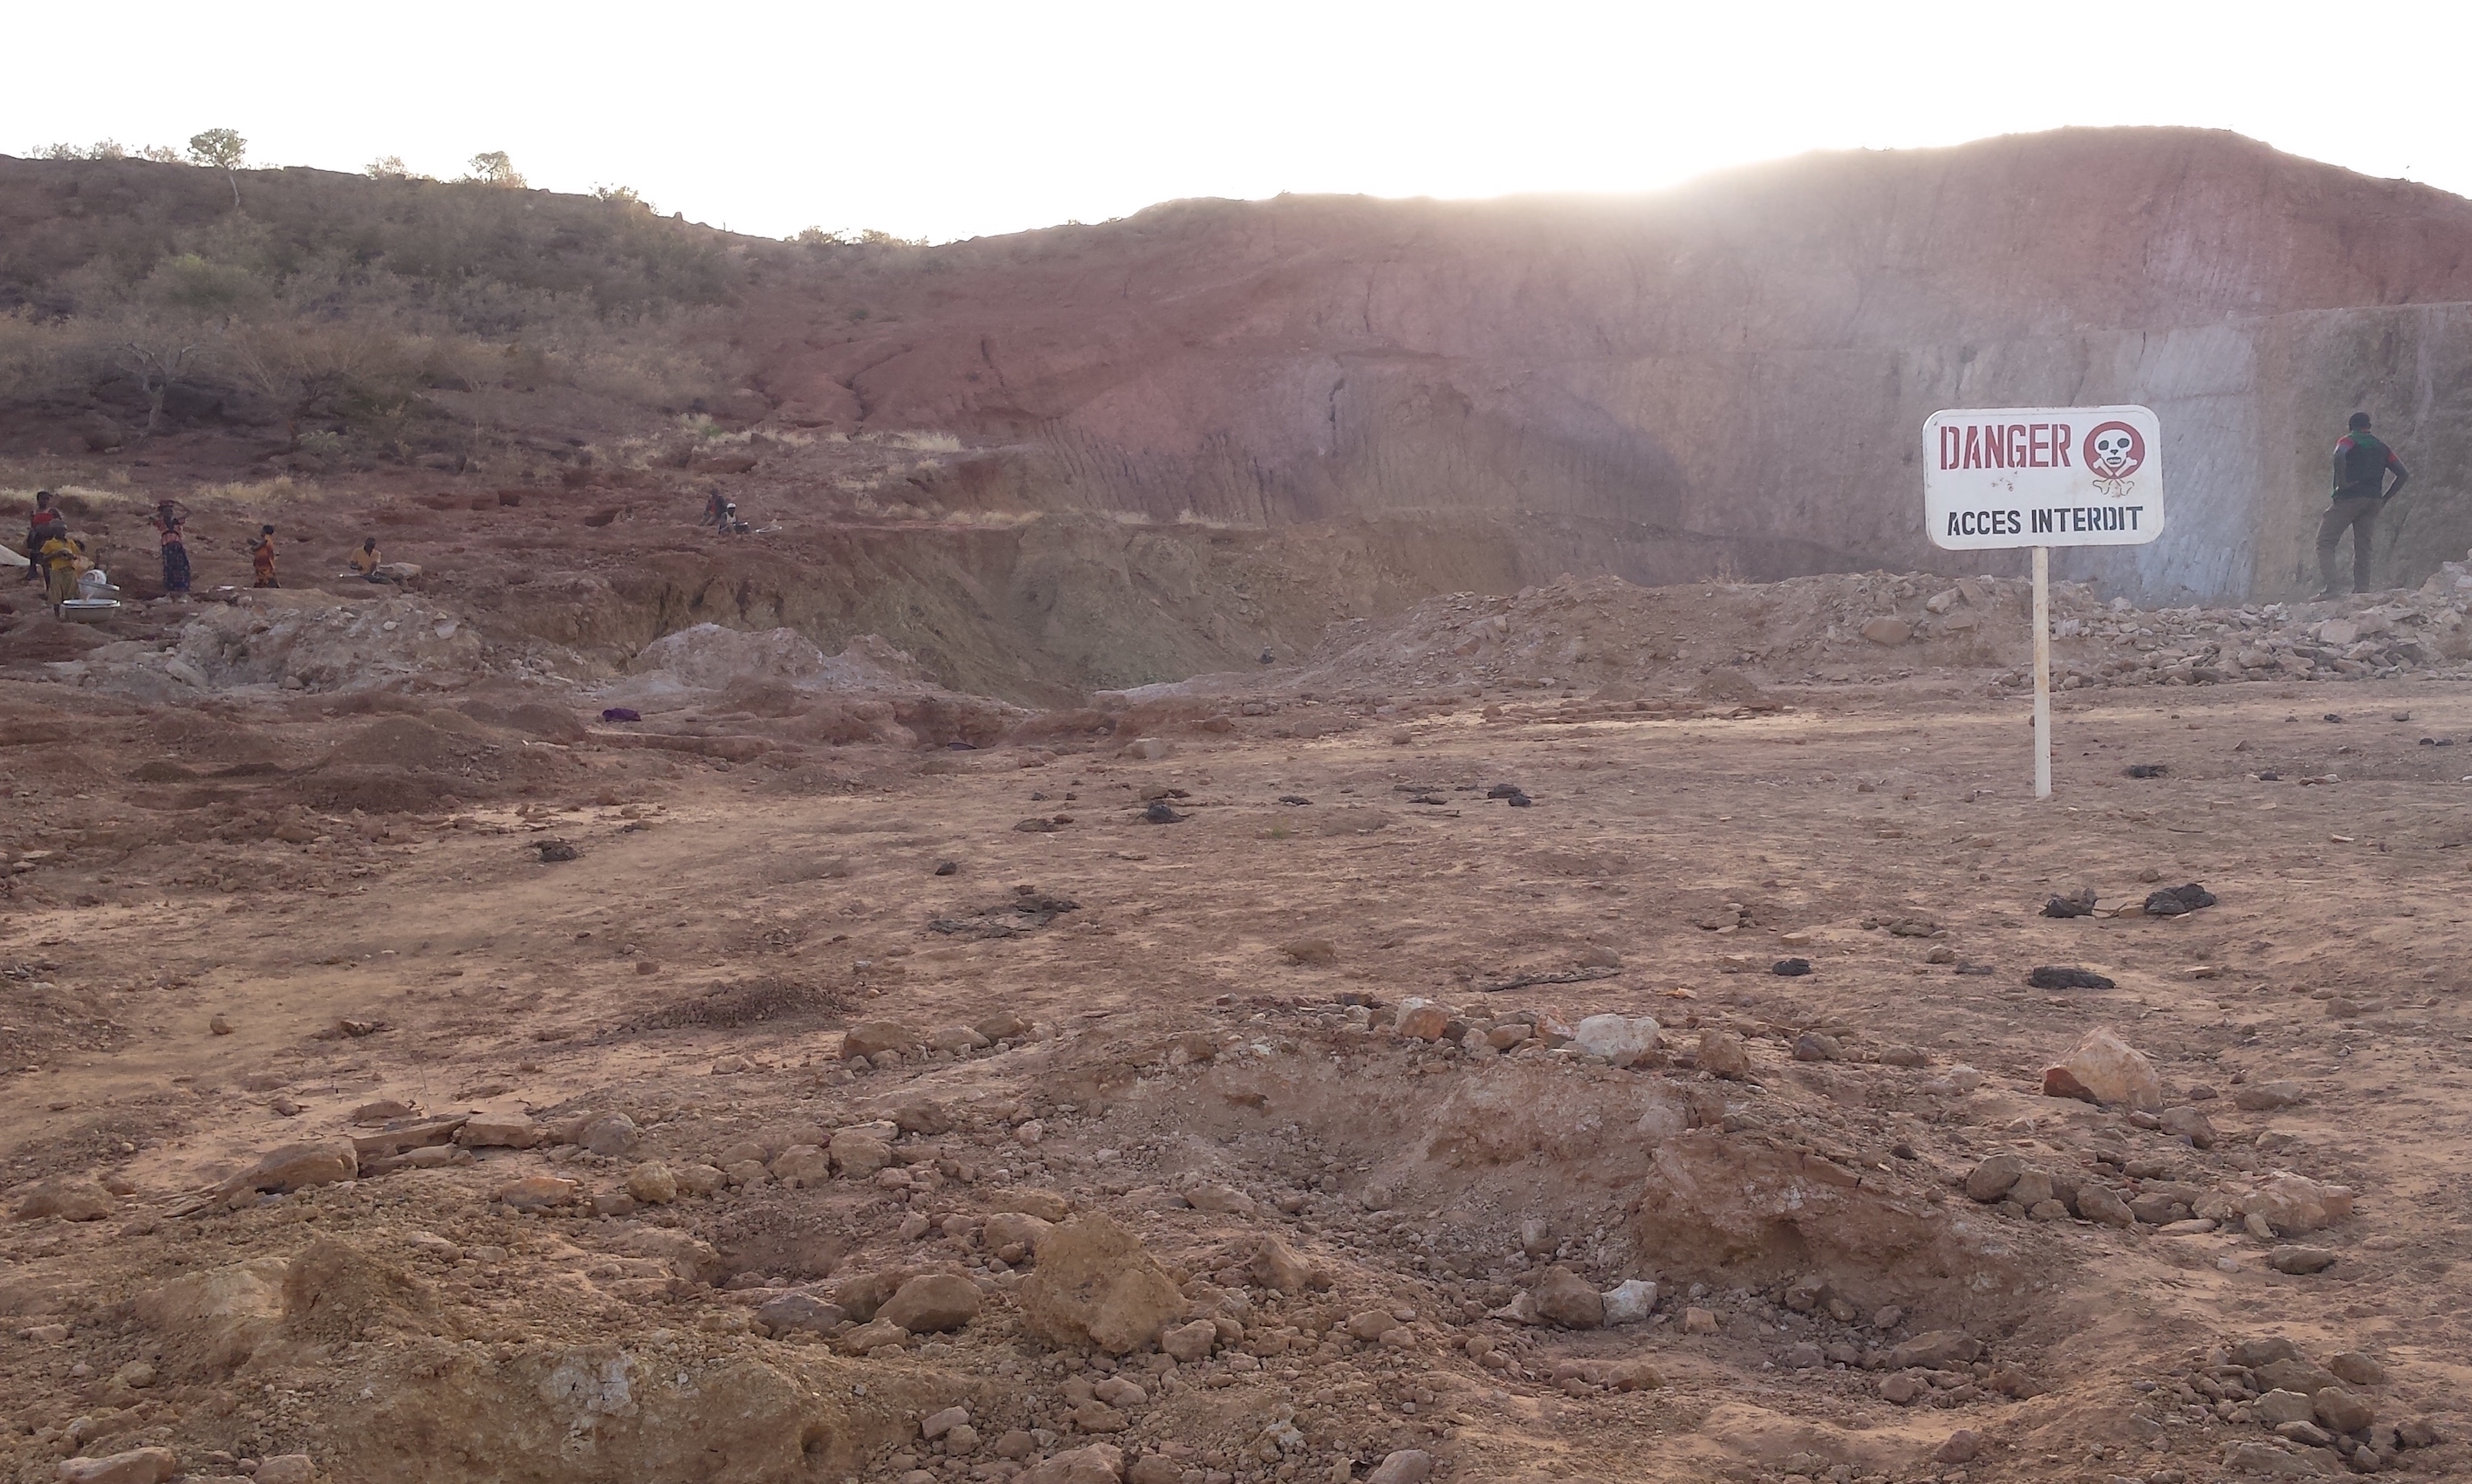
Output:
[828, 1129, 893, 1179]
[2245, 1174, 2353, 1236]
[1572, 1014, 1661, 1067]
[1018, 1215, 1183, 1354]
[2040, 1028, 2162, 1111]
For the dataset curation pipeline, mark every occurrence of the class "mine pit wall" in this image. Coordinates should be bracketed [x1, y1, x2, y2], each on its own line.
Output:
[992, 305, 2472, 609]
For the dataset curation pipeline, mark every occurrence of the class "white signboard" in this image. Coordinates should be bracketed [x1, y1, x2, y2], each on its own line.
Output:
[1922, 405, 2163, 550]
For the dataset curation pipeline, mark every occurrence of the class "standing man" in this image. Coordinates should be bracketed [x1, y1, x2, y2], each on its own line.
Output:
[151, 499, 192, 599]
[250, 524, 280, 588]
[2317, 412, 2409, 597]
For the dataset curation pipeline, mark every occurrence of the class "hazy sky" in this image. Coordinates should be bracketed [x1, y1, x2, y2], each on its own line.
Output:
[10, 1, 2469, 243]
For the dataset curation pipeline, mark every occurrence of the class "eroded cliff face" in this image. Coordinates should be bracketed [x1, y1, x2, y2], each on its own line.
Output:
[748, 127, 2472, 601]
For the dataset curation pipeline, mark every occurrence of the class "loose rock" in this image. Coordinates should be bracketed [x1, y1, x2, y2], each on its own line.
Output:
[577, 1112, 639, 1156]
[455, 1112, 542, 1150]
[1018, 1215, 1185, 1354]
[619, 1162, 677, 1205]
[1251, 1234, 1320, 1295]
[1677, 1034, 1748, 1089]
[1572, 1013, 1661, 1066]
[1602, 1278, 1659, 1324]
[841, 1021, 920, 1061]
[2028, 965, 2115, 989]
[1533, 1265, 1604, 1329]
[757, 1293, 847, 1334]
[878, 1273, 982, 1332]
[222, 1140, 360, 1199]
[829, 1130, 894, 1179]
[494, 1175, 579, 1211]
[2160, 1106, 2216, 1147]
[2316, 1385, 2376, 1433]
[1964, 1153, 2025, 1202]
[1366, 1450, 1435, 1484]
[2075, 1183, 2134, 1228]
[2143, 882, 2217, 916]
[2234, 1080, 2306, 1111]
[2040, 1026, 2163, 1110]
[2269, 1246, 2338, 1275]
[54, 1449, 179, 1484]
[1021, 1445, 1125, 1484]
[11, 1178, 115, 1222]
[2247, 1174, 2354, 1235]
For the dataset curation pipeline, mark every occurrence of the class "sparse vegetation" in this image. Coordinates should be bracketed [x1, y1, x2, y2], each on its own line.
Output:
[0, 148, 764, 470]
[186, 127, 247, 208]
[463, 150, 525, 189]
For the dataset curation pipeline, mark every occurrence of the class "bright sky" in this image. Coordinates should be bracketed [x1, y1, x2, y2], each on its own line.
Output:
[9, 1, 2469, 244]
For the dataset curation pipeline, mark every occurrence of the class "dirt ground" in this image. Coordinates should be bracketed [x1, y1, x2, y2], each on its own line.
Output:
[3, 660, 2467, 1484]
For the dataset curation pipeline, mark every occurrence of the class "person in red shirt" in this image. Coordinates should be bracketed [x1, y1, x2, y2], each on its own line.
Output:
[250, 524, 280, 588]
[22, 492, 63, 588]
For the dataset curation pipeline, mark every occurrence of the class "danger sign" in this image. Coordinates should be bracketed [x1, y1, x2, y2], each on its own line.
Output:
[1923, 405, 2164, 550]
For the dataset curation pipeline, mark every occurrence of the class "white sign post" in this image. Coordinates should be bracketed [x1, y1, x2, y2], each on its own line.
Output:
[1922, 405, 2165, 799]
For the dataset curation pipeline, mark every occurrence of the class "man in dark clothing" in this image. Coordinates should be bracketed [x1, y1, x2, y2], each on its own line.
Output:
[2318, 412, 2409, 597]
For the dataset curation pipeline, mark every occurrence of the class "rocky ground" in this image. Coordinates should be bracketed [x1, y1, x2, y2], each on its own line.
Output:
[3, 633, 2469, 1484]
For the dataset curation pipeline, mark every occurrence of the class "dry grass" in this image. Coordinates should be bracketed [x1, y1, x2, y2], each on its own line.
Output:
[193, 475, 318, 505]
[855, 428, 962, 452]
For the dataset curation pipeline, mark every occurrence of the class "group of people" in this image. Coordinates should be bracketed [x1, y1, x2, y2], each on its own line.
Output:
[699, 488, 750, 535]
[19, 492, 388, 612]
[134, 499, 281, 597]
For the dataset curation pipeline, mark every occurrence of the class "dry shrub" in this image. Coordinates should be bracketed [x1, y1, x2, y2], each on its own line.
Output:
[625, 975, 854, 1033]
[194, 475, 313, 505]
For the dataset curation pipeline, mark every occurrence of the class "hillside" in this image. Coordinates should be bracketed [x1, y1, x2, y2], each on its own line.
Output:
[743, 127, 2472, 604]
[6, 127, 2472, 699]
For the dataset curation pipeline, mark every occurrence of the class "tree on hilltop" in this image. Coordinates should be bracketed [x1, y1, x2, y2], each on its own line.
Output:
[465, 151, 526, 188]
[187, 127, 247, 208]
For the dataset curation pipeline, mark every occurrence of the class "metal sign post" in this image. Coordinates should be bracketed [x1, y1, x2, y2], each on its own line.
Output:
[2032, 544, 2051, 798]
[1921, 405, 2166, 800]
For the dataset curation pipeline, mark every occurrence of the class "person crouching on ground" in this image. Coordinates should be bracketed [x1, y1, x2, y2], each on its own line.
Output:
[151, 499, 191, 598]
[250, 524, 279, 588]
[349, 537, 386, 582]
[38, 528, 84, 610]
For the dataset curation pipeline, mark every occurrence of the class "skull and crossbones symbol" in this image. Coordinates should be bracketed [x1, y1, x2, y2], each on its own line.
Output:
[2083, 421, 2145, 488]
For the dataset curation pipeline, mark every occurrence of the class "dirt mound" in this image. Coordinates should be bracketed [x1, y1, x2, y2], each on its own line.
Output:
[601, 626, 936, 710]
[112, 592, 495, 694]
[0, 616, 109, 664]
[280, 1236, 444, 1341]
[323, 716, 476, 769]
